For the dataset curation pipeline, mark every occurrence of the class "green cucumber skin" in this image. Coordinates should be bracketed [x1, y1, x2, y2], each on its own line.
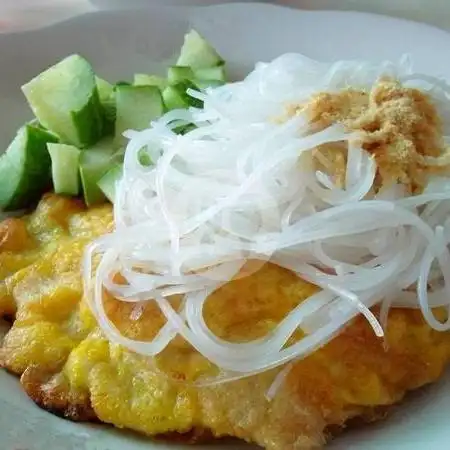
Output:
[22, 55, 104, 149]
[0, 125, 58, 211]
[100, 95, 117, 137]
[114, 81, 132, 89]
[134, 74, 168, 90]
[172, 123, 196, 135]
[70, 87, 104, 147]
[96, 77, 116, 136]
[163, 82, 203, 110]
[168, 66, 195, 85]
[162, 85, 188, 110]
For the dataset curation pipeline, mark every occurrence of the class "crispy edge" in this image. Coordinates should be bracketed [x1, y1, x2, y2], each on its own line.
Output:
[324, 405, 392, 442]
[3, 336, 436, 448]
[20, 366, 98, 422]
[19, 365, 212, 444]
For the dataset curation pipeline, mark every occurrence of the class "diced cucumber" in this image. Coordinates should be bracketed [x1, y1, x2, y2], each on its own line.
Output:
[27, 118, 44, 129]
[115, 85, 164, 144]
[176, 30, 224, 69]
[47, 143, 81, 196]
[79, 137, 122, 206]
[162, 85, 189, 110]
[172, 123, 197, 135]
[114, 81, 132, 89]
[194, 65, 226, 83]
[27, 118, 40, 127]
[168, 65, 226, 91]
[96, 77, 116, 136]
[133, 74, 168, 90]
[96, 76, 114, 102]
[195, 79, 226, 90]
[101, 97, 116, 136]
[162, 81, 202, 110]
[97, 163, 123, 203]
[0, 125, 58, 211]
[167, 66, 195, 85]
[138, 149, 153, 167]
[22, 55, 103, 148]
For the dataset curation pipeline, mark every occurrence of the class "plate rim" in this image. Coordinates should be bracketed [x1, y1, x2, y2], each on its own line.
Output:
[2, 4, 450, 450]
[2, 1, 450, 41]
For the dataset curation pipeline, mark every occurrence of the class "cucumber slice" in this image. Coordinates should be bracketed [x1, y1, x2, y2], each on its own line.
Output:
[0, 125, 58, 211]
[167, 66, 195, 85]
[47, 143, 81, 196]
[162, 81, 202, 110]
[79, 137, 122, 206]
[194, 65, 226, 83]
[97, 163, 123, 203]
[133, 74, 168, 90]
[22, 55, 103, 148]
[115, 85, 164, 144]
[176, 30, 224, 69]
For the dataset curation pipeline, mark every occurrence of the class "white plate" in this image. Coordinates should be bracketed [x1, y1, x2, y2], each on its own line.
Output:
[1, 3, 450, 449]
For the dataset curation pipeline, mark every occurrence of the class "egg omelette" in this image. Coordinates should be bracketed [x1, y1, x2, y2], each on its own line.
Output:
[0, 193, 449, 450]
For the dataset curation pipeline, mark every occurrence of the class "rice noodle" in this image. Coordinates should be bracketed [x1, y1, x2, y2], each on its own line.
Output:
[84, 53, 450, 386]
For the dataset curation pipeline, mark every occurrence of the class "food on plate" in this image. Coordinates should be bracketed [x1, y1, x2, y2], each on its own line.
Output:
[1, 30, 450, 450]
[2, 195, 450, 450]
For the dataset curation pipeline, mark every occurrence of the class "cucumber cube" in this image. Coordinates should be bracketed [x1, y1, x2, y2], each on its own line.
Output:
[47, 143, 81, 196]
[79, 138, 121, 206]
[115, 85, 164, 145]
[0, 125, 58, 211]
[133, 74, 168, 90]
[97, 163, 123, 204]
[168, 66, 195, 85]
[176, 30, 224, 69]
[22, 54, 103, 148]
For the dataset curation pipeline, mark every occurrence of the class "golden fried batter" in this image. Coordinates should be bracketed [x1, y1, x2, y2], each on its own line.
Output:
[1, 194, 450, 450]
